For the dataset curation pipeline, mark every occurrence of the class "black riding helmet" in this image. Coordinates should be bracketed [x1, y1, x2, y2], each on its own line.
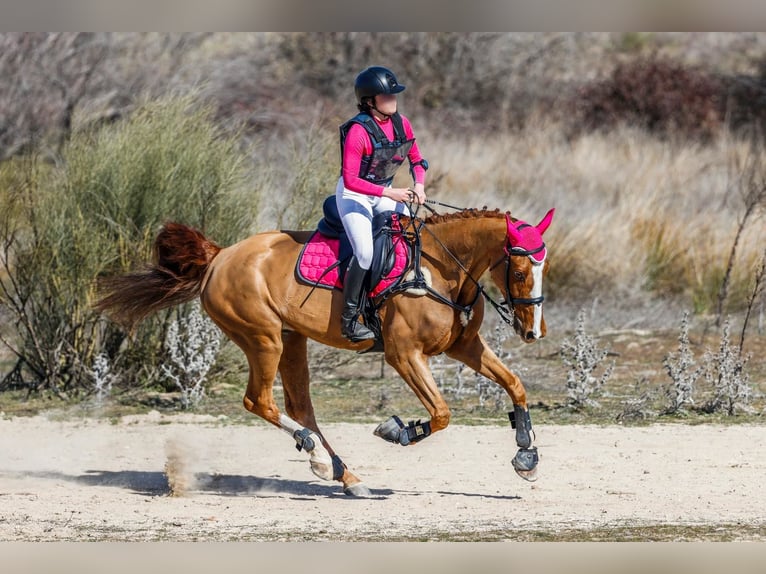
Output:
[354, 66, 406, 105]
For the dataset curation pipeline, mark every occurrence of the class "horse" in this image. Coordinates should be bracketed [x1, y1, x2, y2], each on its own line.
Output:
[95, 205, 554, 496]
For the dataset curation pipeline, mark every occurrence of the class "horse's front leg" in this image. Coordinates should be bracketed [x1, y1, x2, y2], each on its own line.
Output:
[374, 343, 451, 446]
[445, 332, 540, 481]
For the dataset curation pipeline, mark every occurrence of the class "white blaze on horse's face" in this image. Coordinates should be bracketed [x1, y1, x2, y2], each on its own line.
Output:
[529, 253, 546, 339]
[504, 209, 555, 343]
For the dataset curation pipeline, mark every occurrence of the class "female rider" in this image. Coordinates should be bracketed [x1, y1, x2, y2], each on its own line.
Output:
[336, 66, 428, 342]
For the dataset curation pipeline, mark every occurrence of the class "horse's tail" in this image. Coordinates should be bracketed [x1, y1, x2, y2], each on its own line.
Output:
[94, 222, 222, 328]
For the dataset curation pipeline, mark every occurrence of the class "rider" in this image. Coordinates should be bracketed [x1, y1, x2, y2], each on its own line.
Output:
[336, 65, 428, 342]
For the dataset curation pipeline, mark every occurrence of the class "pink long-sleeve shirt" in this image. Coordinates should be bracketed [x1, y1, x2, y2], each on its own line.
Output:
[341, 113, 426, 197]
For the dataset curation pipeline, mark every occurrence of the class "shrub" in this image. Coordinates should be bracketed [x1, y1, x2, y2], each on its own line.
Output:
[0, 93, 253, 397]
[560, 308, 614, 408]
[160, 303, 222, 409]
[701, 318, 753, 415]
[89, 353, 115, 403]
[662, 311, 701, 414]
[574, 56, 724, 140]
[662, 313, 754, 417]
[724, 58, 766, 136]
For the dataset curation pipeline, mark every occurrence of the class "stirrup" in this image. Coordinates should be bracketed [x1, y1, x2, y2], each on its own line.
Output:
[342, 319, 375, 342]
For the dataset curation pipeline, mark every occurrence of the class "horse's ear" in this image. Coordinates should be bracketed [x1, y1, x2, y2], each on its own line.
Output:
[536, 208, 555, 235]
[505, 213, 524, 245]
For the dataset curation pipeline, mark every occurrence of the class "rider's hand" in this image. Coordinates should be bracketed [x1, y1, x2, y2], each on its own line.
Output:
[411, 183, 426, 205]
[383, 187, 419, 204]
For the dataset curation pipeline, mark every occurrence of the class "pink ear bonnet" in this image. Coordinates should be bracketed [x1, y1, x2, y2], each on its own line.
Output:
[504, 208, 555, 264]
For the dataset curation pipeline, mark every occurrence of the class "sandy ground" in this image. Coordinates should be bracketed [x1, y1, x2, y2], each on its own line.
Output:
[0, 412, 764, 541]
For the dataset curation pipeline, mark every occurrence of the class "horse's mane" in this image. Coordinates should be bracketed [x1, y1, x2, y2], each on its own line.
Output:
[421, 207, 511, 225]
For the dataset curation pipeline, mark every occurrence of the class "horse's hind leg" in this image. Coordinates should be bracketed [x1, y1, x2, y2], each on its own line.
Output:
[278, 330, 371, 497]
[237, 331, 346, 491]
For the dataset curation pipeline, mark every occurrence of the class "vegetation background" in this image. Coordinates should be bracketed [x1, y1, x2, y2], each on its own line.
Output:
[0, 32, 764, 423]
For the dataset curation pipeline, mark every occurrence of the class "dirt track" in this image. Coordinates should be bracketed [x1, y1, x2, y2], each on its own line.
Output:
[1, 412, 764, 541]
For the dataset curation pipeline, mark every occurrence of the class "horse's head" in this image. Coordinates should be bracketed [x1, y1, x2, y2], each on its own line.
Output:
[490, 208, 554, 343]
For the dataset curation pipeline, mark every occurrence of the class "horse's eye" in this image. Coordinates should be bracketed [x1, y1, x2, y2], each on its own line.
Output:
[513, 271, 525, 282]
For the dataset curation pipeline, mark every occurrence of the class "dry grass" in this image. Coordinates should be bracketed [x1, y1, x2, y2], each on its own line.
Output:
[419, 122, 766, 313]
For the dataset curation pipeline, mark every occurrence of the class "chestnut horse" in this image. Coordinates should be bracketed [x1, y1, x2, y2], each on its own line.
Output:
[96, 207, 554, 496]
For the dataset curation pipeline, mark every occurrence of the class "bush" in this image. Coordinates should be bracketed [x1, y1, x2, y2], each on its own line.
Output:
[560, 308, 615, 409]
[724, 58, 766, 136]
[662, 312, 700, 414]
[574, 56, 724, 140]
[662, 313, 754, 417]
[0, 93, 254, 397]
[701, 319, 753, 415]
[161, 302, 222, 409]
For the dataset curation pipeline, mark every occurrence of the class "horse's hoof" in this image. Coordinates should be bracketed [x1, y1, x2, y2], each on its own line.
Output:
[374, 416, 405, 444]
[374, 415, 431, 446]
[344, 482, 373, 497]
[512, 447, 539, 482]
[514, 466, 538, 482]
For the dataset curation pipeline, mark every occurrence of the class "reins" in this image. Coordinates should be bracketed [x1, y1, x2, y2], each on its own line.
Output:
[424, 198, 469, 211]
[395, 197, 522, 326]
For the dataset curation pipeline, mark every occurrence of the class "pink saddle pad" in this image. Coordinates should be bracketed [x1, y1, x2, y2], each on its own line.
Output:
[297, 232, 409, 297]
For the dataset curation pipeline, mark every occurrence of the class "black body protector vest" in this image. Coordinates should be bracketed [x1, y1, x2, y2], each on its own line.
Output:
[339, 112, 415, 187]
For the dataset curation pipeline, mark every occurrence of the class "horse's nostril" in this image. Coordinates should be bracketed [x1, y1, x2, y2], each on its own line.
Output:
[525, 331, 536, 341]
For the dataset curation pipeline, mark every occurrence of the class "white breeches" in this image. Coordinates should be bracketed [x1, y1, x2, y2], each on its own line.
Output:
[335, 177, 404, 270]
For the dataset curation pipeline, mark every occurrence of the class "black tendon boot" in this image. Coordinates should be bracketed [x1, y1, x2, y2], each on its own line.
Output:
[341, 257, 376, 342]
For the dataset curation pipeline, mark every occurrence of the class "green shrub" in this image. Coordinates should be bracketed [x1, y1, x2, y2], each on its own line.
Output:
[0, 93, 255, 397]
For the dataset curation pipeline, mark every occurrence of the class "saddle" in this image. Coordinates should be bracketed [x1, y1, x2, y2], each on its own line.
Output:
[296, 196, 411, 297]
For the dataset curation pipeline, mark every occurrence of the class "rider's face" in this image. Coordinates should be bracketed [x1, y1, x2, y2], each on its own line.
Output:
[373, 93, 398, 116]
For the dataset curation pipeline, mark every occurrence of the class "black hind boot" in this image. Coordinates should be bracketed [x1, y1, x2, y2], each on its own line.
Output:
[341, 256, 376, 342]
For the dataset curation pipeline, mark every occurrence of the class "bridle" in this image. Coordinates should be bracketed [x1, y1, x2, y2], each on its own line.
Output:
[494, 221, 547, 306]
[399, 201, 546, 328]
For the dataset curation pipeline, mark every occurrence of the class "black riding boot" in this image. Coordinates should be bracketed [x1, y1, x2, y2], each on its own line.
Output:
[341, 257, 376, 342]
